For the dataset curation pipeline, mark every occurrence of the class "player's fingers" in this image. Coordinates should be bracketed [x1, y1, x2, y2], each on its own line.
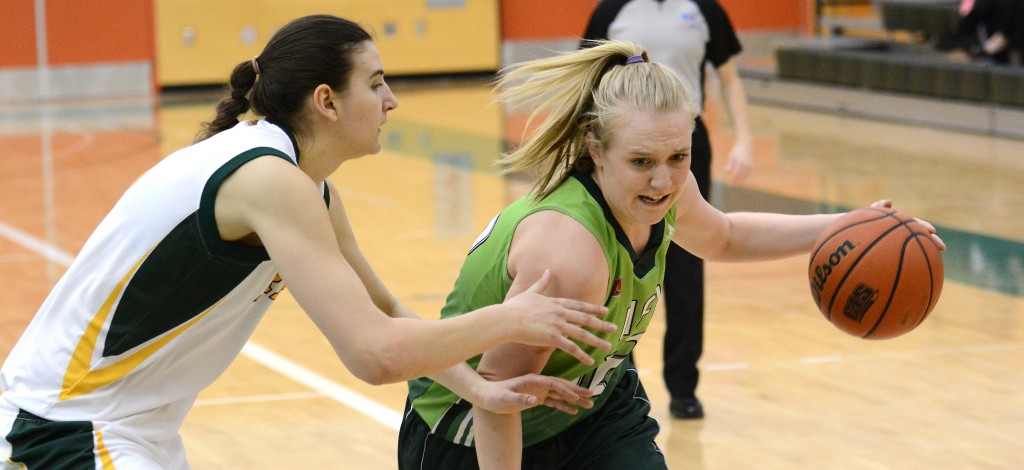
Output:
[573, 398, 595, 409]
[558, 298, 609, 317]
[545, 390, 594, 409]
[564, 323, 612, 351]
[911, 219, 946, 251]
[555, 338, 596, 365]
[523, 269, 551, 294]
[530, 376, 588, 402]
[913, 218, 937, 233]
[543, 398, 580, 415]
[870, 199, 893, 209]
[562, 309, 616, 334]
[562, 313, 615, 342]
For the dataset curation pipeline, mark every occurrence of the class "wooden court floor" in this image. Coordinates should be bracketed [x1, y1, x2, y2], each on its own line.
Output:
[1, 81, 1022, 469]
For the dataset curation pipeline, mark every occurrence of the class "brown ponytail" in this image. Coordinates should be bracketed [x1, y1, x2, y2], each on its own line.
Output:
[196, 60, 258, 141]
[195, 15, 372, 142]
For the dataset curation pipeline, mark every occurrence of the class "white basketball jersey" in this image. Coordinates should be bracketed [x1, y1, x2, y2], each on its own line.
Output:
[0, 120, 316, 442]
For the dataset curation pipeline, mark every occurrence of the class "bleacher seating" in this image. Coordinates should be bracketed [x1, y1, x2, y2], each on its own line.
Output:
[775, 0, 1023, 108]
[879, 0, 960, 39]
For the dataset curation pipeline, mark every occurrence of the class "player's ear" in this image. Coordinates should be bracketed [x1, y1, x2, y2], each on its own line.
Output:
[586, 132, 603, 167]
[311, 84, 338, 121]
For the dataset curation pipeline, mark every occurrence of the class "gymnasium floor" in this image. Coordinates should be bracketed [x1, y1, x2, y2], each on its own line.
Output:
[1, 77, 1022, 469]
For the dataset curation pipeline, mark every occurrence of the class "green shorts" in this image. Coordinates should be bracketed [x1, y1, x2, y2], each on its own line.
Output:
[398, 364, 666, 470]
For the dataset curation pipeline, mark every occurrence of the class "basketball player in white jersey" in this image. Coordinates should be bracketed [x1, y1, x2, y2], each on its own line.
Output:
[0, 15, 615, 469]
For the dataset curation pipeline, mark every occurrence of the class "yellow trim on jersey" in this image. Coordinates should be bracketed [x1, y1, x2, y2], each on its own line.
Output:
[95, 429, 116, 469]
[60, 304, 217, 400]
[61, 252, 148, 399]
[59, 249, 218, 400]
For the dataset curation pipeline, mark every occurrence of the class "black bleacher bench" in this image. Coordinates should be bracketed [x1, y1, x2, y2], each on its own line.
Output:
[775, 38, 1023, 107]
[878, 0, 961, 39]
[990, 66, 1024, 107]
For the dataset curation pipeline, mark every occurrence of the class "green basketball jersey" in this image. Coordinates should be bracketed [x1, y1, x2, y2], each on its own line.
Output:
[407, 172, 676, 447]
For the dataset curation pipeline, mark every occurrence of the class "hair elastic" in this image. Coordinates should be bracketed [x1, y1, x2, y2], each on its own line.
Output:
[251, 57, 261, 76]
[625, 54, 646, 65]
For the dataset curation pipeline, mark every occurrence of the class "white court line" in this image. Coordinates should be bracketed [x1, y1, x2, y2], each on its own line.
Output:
[241, 343, 402, 430]
[0, 220, 75, 267]
[193, 391, 323, 407]
[0, 219, 402, 431]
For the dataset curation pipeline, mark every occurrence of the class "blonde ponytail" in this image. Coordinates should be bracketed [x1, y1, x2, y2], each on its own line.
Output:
[497, 40, 696, 199]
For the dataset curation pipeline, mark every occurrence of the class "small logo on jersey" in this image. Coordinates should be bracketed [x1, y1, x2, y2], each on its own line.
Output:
[611, 278, 622, 297]
[253, 274, 286, 302]
[677, 10, 704, 32]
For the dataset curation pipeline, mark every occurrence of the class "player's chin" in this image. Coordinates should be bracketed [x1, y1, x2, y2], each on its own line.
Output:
[632, 211, 669, 227]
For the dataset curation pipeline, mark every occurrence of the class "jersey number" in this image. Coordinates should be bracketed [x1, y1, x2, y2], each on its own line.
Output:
[578, 286, 659, 394]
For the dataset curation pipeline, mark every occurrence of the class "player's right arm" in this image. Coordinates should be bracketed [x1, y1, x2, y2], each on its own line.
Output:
[671, 171, 845, 261]
[672, 177, 944, 260]
[215, 157, 614, 385]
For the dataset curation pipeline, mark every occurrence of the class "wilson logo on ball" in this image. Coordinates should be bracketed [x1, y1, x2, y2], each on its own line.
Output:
[810, 240, 858, 308]
[843, 283, 879, 322]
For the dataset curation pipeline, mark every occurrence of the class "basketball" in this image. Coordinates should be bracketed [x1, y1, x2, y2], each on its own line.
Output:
[808, 207, 944, 339]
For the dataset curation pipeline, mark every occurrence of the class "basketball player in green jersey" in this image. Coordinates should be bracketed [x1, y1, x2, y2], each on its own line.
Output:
[398, 41, 946, 469]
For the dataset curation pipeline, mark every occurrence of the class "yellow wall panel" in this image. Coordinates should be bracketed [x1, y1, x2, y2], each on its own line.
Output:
[371, 4, 500, 74]
[156, 0, 499, 87]
[156, 0, 267, 86]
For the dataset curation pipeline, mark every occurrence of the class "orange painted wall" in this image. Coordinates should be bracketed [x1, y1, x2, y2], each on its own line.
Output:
[720, 0, 808, 31]
[0, 0, 38, 67]
[46, 0, 154, 65]
[500, 0, 808, 40]
[501, 0, 599, 40]
[0, 0, 154, 67]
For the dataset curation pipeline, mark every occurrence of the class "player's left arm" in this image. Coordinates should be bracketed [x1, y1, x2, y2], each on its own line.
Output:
[473, 210, 610, 469]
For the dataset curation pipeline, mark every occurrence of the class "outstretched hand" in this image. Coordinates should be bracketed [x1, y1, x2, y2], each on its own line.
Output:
[870, 199, 946, 252]
[471, 373, 595, 415]
[501, 270, 616, 366]
[724, 140, 754, 184]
